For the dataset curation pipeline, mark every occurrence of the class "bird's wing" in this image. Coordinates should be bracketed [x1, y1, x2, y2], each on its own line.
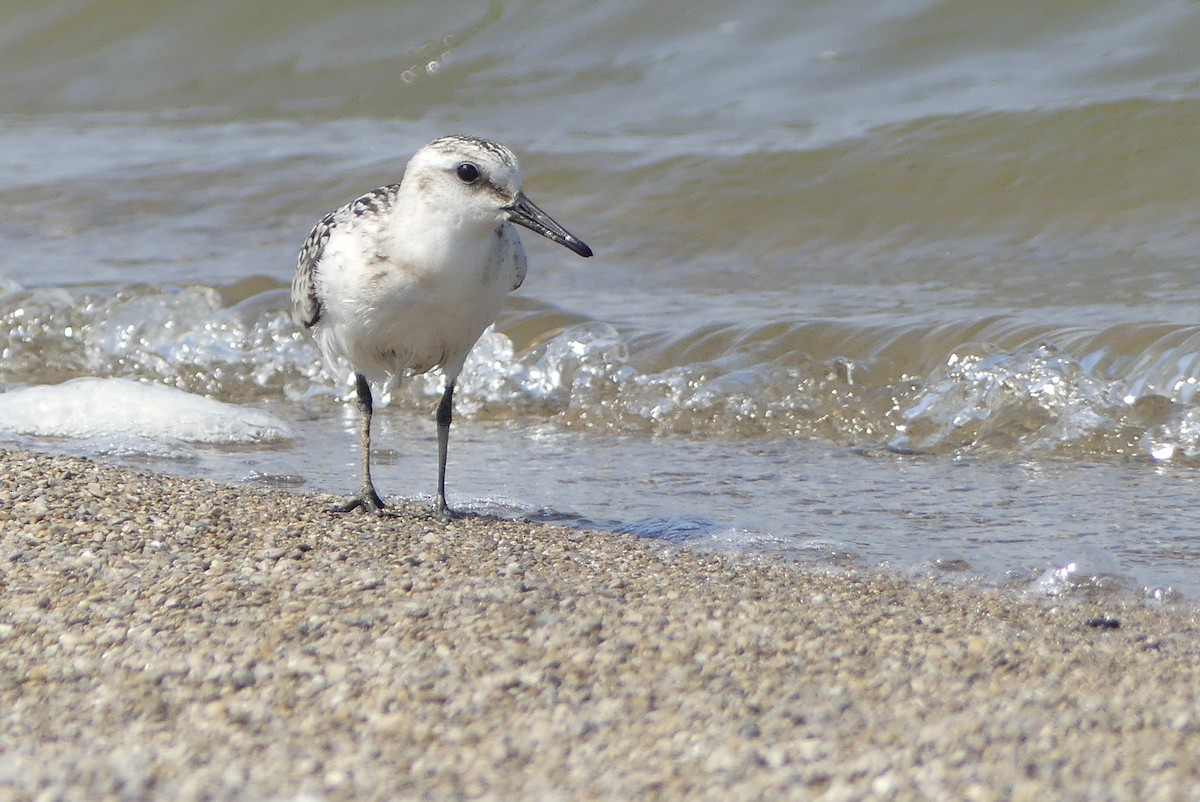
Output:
[291, 183, 403, 329]
[291, 210, 335, 329]
[496, 223, 528, 293]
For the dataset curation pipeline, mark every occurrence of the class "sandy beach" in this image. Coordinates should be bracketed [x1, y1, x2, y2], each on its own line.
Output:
[0, 447, 1198, 801]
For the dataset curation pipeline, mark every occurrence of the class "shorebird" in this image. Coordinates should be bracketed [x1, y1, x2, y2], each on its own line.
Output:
[292, 135, 592, 517]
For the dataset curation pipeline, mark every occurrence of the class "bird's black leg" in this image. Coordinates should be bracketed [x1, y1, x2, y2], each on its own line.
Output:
[434, 380, 456, 521]
[334, 373, 387, 514]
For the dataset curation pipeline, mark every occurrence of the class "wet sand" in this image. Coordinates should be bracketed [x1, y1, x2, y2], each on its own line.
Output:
[1, 447, 1198, 801]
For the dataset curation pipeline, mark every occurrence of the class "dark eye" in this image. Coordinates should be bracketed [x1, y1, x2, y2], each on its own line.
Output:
[456, 163, 480, 183]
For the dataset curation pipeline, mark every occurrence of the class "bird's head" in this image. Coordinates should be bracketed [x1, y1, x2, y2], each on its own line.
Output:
[406, 135, 593, 258]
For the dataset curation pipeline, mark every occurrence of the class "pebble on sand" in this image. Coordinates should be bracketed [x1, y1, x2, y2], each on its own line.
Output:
[1, 447, 1199, 800]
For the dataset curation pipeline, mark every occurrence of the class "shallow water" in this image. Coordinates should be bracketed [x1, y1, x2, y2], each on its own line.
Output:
[3, 0, 1200, 600]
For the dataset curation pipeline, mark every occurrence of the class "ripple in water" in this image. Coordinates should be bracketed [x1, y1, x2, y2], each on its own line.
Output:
[6, 282, 1200, 464]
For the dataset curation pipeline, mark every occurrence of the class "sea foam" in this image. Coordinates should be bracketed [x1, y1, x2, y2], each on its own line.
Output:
[0, 377, 292, 445]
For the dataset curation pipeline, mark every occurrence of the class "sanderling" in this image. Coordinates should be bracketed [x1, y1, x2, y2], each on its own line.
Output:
[292, 135, 593, 517]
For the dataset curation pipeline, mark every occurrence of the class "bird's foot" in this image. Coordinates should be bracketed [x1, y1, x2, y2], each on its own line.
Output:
[432, 497, 458, 523]
[332, 488, 387, 515]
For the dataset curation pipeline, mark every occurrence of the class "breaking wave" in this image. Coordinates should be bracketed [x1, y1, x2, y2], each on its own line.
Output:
[4, 281, 1200, 463]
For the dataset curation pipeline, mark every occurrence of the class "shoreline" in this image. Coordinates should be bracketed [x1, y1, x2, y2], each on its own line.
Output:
[2, 447, 1199, 799]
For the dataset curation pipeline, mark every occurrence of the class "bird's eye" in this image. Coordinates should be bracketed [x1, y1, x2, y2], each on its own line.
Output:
[456, 163, 481, 184]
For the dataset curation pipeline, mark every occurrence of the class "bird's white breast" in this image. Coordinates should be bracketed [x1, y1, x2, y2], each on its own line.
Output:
[313, 210, 526, 384]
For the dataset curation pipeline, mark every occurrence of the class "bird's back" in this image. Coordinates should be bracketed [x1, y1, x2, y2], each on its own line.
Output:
[292, 184, 403, 330]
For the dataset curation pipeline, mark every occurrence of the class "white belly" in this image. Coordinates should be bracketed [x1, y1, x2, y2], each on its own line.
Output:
[313, 226, 522, 383]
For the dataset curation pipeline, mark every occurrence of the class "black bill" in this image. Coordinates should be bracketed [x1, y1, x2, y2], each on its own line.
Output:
[505, 193, 593, 258]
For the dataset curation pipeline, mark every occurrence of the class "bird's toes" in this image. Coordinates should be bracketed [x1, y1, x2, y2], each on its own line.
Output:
[332, 492, 388, 515]
[432, 501, 458, 523]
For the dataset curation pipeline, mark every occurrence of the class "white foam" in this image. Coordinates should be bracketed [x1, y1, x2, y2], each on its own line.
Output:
[0, 377, 292, 444]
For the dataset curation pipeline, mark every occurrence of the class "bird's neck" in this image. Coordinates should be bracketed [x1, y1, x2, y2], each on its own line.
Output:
[385, 202, 496, 271]
[392, 187, 498, 259]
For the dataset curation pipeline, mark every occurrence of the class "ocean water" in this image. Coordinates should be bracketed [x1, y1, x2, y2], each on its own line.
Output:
[3, 0, 1200, 600]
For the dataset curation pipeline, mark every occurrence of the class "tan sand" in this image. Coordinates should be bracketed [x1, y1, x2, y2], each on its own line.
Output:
[0, 446, 1198, 801]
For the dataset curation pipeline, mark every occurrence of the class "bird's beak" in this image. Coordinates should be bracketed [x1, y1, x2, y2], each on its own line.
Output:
[505, 193, 593, 258]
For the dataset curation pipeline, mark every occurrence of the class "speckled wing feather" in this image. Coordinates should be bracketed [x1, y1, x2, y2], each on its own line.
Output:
[291, 183, 404, 329]
[291, 211, 333, 328]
